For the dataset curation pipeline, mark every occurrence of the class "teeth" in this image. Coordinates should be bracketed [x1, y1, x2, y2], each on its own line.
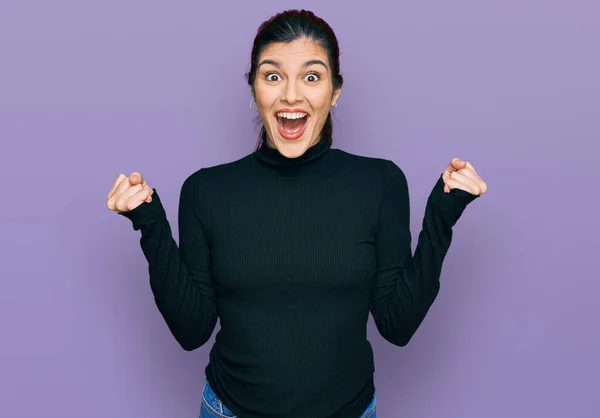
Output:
[276, 112, 307, 120]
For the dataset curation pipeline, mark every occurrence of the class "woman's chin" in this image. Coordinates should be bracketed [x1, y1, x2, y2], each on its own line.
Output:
[270, 131, 315, 158]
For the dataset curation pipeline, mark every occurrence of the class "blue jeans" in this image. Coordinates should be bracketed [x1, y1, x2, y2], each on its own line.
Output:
[199, 380, 376, 417]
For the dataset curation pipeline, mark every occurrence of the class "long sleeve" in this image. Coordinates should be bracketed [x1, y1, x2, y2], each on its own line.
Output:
[119, 172, 218, 351]
[369, 160, 479, 346]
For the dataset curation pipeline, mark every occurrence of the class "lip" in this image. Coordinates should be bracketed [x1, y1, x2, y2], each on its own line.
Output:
[274, 108, 310, 115]
[274, 109, 310, 141]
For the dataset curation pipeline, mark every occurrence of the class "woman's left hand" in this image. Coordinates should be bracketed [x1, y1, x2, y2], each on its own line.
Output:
[442, 158, 488, 196]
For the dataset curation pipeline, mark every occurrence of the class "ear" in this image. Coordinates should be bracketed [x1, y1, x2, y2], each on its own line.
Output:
[331, 88, 342, 107]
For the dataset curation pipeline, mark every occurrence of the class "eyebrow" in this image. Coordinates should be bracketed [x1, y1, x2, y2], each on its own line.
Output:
[257, 59, 328, 70]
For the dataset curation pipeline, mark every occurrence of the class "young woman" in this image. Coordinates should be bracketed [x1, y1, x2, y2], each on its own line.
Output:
[106, 9, 487, 418]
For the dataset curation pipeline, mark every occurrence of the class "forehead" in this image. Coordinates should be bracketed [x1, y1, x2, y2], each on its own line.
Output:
[259, 38, 328, 66]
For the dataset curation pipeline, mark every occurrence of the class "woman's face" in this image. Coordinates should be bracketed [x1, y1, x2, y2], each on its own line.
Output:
[253, 38, 341, 158]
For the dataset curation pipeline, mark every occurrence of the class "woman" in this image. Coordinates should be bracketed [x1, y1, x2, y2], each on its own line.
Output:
[106, 9, 487, 418]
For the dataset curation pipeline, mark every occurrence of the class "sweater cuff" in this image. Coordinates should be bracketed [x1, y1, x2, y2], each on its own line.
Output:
[426, 174, 479, 225]
[118, 188, 167, 231]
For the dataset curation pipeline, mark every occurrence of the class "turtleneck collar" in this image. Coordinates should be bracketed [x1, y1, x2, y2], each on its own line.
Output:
[254, 135, 330, 168]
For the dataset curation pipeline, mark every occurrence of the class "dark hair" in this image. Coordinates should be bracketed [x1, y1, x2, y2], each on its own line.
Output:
[245, 9, 344, 150]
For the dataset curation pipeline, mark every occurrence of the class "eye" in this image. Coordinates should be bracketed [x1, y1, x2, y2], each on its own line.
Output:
[265, 72, 281, 82]
[304, 72, 320, 82]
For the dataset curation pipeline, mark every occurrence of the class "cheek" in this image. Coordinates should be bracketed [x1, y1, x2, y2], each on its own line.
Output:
[307, 97, 331, 121]
[306, 88, 333, 112]
[255, 93, 276, 122]
[254, 84, 277, 109]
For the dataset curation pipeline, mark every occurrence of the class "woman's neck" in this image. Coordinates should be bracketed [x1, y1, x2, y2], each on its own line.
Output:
[254, 135, 330, 169]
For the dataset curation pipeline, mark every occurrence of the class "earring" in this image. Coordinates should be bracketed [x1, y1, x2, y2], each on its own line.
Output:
[249, 99, 255, 109]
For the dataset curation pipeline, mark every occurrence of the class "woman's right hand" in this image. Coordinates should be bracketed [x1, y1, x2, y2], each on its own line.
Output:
[106, 172, 154, 213]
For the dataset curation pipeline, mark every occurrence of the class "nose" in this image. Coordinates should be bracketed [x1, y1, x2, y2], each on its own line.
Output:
[282, 79, 302, 105]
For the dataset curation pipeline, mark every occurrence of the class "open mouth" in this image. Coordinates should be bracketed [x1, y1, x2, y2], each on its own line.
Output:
[275, 111, 309, 140]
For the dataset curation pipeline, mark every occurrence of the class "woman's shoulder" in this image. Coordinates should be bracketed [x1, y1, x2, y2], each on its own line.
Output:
[183, 154, 255, 186]
[329, 148, 406, 181]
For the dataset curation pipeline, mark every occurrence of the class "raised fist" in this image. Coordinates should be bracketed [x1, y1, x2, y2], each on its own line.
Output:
[442, 158, 487, 196]
[106, 172, 154, 213]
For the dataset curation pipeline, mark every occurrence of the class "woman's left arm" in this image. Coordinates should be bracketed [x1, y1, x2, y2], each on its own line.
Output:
[369, 158, 487, 346]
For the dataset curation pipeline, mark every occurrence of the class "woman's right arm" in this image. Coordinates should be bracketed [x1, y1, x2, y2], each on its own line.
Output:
[118, 172, 218, 351]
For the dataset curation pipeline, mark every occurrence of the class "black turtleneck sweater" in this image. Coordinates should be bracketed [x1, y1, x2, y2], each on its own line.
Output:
[119, 137, 479, 417]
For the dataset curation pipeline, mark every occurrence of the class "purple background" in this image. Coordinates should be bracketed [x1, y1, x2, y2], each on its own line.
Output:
[2, 1, 598, 417]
